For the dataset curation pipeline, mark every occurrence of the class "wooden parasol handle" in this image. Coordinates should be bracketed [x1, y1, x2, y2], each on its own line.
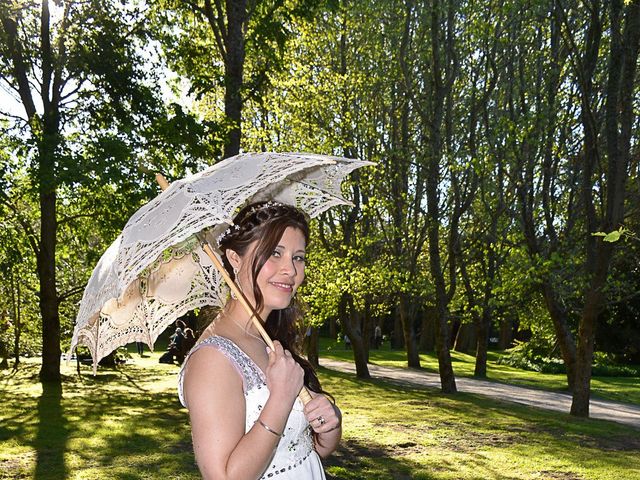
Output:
[156, 173, 312, 405]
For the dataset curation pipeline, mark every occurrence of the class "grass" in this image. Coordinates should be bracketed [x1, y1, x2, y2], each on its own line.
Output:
[0, 345, 639, 480]
[320, 339, 640, 406]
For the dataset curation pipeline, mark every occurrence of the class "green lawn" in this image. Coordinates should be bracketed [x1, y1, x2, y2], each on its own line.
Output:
[320, 338, 640, 406]
[1, 347, 639, 480]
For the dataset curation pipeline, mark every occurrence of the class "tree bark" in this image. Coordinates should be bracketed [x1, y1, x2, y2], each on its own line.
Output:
[454, 322, 476, 355]
[392, 309, 404, 349]
[222, 0, 247, 158]
[339, 293, 370, 379]
[1, 2, 63, 382]
[419, 308, 436, 351]
[38, 133, 60, 382]
[14, 271, 21, 367]
[570, 0, 640, 416]
[474, 310, 490, 377]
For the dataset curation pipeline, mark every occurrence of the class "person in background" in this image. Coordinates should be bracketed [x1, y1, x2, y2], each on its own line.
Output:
[374, 325, 382, 349]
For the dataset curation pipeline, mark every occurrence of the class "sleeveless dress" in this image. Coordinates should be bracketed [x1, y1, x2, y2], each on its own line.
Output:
[178, 336, 327, 480]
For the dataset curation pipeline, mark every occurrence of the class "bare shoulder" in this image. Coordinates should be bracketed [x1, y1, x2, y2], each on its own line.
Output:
[182, 343, 243, 409]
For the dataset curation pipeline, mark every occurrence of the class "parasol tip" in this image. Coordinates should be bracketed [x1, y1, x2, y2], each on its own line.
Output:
[156, 173, 170, 191]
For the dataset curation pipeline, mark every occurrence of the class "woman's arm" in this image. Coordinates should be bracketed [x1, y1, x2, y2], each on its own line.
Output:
[183, 342, 304, 480]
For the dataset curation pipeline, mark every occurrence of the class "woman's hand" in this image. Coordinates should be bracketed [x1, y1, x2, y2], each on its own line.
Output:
[303, 392, 341, 435]
[265, 340, 304, 404]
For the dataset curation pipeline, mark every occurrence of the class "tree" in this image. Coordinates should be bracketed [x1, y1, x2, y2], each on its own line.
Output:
[503, 0, 640, 416]
[400, 0, 464, 392]
[0, 0, 176, 381]
[562, 0, 640, 416]
[153, 0, 326, 158]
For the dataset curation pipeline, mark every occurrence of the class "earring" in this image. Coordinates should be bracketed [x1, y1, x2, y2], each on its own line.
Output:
[231, 267, 239, 299]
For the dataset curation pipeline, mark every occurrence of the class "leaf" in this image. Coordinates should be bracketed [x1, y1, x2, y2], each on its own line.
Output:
[592, 228, 626, 243]
[603, 230, 622, 243]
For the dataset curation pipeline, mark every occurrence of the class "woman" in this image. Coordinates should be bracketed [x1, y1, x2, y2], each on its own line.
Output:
[179, 202, 342, 479]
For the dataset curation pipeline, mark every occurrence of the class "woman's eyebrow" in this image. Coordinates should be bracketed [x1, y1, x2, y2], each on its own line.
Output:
[276, 244, 306, 254]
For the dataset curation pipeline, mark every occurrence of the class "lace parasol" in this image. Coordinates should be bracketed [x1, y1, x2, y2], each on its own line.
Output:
[70, 152, 373, 373]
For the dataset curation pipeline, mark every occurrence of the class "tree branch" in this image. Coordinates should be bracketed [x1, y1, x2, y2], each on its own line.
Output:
[58, 285, 85, 303]
[0, 13, 38, 120]
[0, 193, 40, 257]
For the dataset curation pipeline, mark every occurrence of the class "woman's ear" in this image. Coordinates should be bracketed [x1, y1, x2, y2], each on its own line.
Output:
[225, 249, 242, 272]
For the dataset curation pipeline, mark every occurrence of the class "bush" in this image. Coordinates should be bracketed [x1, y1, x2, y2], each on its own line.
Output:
[499, 341, 640, 377]
[498, 338, 566, 373]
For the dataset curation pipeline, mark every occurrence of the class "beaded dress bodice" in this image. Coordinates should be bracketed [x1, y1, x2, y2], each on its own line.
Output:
[178, 336, 325, 479]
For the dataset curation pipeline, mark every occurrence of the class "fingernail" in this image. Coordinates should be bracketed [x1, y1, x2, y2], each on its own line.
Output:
[266, 346, 271, 354]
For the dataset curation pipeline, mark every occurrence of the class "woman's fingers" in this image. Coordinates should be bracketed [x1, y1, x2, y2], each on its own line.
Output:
[304, 395, 340, 433]
[265, 341, 304, 399]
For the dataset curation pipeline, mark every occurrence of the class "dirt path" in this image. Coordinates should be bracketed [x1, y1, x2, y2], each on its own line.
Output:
[320, 358, 640, 429]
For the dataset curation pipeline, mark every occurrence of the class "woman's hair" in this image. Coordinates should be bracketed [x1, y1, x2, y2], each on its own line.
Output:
[218, 201, 324, 393]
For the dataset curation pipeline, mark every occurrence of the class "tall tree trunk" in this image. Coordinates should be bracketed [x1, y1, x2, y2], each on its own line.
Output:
[223, 0, 246, 158]
[542, 282, 577, 390]
[37, 0, 61, 383]
[454, 322, 476, 354]
[570, 0, 640, 416]
[307, 327, 319, 369]
[339, 294, 370, 379]
[419, 308, 436, 351]
[474, 310, 490, 377]
[329, 316, 337, 340]
[498, 318, 514, 350]
[10, 268, 22, 367]
[392, 308, 404, 349]
[38, 139, 60, 382]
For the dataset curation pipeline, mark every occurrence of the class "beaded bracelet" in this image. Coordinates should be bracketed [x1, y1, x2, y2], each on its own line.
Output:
[255, 419, 284, 438]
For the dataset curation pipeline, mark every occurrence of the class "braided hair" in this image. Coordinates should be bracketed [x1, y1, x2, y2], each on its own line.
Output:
[218, 201, 324, 394]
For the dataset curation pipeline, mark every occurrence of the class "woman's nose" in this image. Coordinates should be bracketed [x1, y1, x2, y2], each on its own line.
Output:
[280, 257, 296, 276]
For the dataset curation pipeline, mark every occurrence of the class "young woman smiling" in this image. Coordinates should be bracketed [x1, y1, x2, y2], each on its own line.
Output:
[179, 202, 341, 480]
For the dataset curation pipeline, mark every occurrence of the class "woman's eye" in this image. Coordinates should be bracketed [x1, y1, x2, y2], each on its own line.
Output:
[271, 250, 281, 257]
[294, 255, 306, 263]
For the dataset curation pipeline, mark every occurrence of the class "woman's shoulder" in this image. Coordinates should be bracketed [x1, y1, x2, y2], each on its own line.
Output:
[183, 335, 243, 372]
[178, 336, 244, 406]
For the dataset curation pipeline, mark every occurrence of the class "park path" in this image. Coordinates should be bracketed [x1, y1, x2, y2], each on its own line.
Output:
[320, 358, 640, 429]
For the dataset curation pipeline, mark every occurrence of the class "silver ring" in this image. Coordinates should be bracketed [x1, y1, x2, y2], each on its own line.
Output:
[317, 416, 326, 425]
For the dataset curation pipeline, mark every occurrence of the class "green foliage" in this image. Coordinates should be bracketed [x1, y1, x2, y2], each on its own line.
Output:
[592, 227, 637, 244]
[301, 222, 395, 328]
[499, 341, 640, 377]
[498, 339, 567, 374]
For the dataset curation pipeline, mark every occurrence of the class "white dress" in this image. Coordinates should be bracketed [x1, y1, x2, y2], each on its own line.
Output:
[178, 336, 327, 480]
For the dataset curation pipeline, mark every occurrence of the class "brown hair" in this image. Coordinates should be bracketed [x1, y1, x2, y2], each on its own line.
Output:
[218, 202, 323, 393]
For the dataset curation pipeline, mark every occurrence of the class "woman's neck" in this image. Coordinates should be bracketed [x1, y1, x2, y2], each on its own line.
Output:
[223, 300, 271, 340]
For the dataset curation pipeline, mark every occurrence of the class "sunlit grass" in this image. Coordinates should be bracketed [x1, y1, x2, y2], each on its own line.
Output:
[1, 346, 639, 480]
[320, 338, 640, 406]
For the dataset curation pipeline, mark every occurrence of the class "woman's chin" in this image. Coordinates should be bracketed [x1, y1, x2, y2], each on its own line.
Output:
[266, 298, 293, 312]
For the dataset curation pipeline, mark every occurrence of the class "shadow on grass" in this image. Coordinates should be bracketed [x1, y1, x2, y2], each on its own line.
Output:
[4, 357, 640, 479]
[318, 366, 640, 478]
[34, 381, 68, 480]
[64, 365, 198, 477]
[324, 438, 435, 480]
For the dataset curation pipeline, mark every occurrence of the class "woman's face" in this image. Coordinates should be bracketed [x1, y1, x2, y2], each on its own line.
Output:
[238, 226, 306, 315]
